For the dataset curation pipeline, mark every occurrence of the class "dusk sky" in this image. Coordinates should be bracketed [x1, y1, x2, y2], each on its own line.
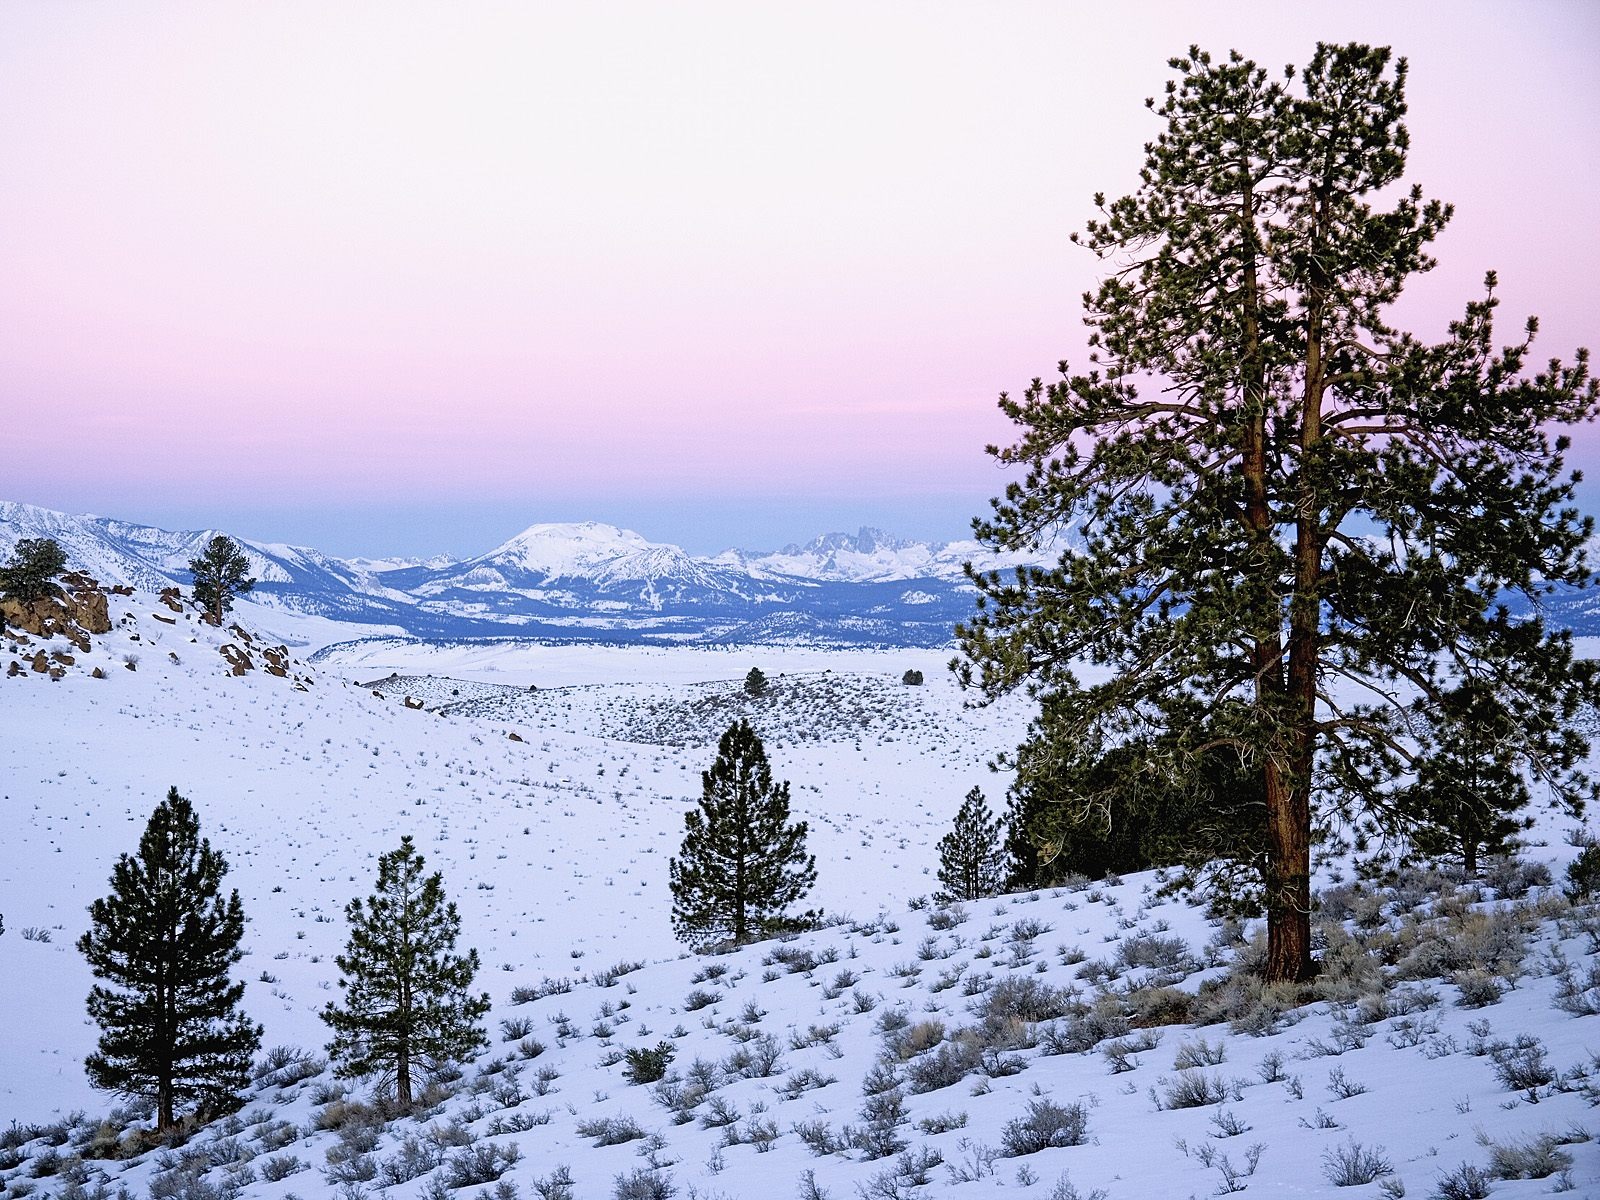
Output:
[4, 2, 1598, 557]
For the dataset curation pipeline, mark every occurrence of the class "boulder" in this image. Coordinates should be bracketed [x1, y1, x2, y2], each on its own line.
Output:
[64, 587, 110, 635]
[219, 644, 253, 676]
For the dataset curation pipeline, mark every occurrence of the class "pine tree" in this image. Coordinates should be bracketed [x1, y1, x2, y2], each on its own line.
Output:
[669, 720, 816, 948]
[744, 667, 769, 697]
[0, 537, 68, 603]
[956, 43, 1600, 982]
[188, 535, 255, 625]
[77, 787, 262, 1131]
[1394, 679, 1590, 876]
[935, 787, 1003, 903]
[322, 837, 489, 1107]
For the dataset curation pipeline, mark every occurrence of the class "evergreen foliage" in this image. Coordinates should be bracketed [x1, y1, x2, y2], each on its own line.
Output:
[77, 787, 262, 1131]
[935, 787, 1004, 903]
[669, 719, 816, 948]
[322, 836, 489, 1107]
[188, 535, 255, 625]
[0, 536, 68, 603]
[1002, 705, 1264, 896]
[1566, 843, 1600, 903]
[955, 43, 1600, 982]
[744, 667, 769, 697]
[1394, 681, 1573, 875]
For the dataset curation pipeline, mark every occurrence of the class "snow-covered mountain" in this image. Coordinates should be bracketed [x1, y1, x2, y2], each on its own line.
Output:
[0, 502, 1033, 648]
[714, 525, 1047, 583]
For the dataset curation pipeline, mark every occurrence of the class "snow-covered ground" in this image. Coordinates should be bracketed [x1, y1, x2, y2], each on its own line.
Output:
[4, 586, 1600, 1198]
[0, 589, 1025, 1121]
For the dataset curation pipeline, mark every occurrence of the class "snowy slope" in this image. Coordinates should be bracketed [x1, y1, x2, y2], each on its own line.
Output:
[0, 584, 1028, 1121]
[4, 585, 1600, 1198]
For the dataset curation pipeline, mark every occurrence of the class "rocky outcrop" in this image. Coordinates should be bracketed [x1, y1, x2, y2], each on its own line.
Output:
[1, 573, 112, 651]
[61, 573, 111, 633]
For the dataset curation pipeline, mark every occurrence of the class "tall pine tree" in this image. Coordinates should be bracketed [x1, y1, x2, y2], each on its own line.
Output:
[322, 837, 489, 1107]
[957, 43, 1599, 981]
[935, 787, 1004, 903]
[78, 787, 262, 1132]
[188, 535, 255, 625]
[669, 720, 816, 948]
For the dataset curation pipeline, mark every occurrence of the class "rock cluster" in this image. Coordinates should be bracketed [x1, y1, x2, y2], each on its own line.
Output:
[1, 572, 112, 651]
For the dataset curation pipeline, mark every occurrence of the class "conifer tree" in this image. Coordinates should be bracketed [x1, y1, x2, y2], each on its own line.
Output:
[188, 535, 255, 625]
[78, 787, 262, 1131]
[0, 536, 68, 603]
[321, 837, 489, 1107]
[935, 787, 1003, 903]
[670, 719, 816, 947]
[744, 667, 769, 697]
[957, 43, 1599, 981]
[1393, 680, 1591, 876]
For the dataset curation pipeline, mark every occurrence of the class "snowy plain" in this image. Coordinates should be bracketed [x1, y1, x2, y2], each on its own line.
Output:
[3, 588, 1600, 1198]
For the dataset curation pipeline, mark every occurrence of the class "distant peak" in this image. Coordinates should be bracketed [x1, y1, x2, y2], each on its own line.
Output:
[489, 521, 651, 551]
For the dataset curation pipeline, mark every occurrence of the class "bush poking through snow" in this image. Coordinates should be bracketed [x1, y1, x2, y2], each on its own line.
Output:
[1432, 1162, 1492, 1200]
[440, 1142, 521, 1188]
[1479, 1131, 1574, 1180]
[1322, 1139, 1393, 1186]
[613, 1166, 675, 1199]
[1490, 1035, 1556, 1092]
[575, 1115, 646, 1147]
[999, 1100, 1089, 1156]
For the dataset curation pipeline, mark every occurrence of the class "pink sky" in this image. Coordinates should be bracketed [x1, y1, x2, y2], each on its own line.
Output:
[3, 1, 1598, 554]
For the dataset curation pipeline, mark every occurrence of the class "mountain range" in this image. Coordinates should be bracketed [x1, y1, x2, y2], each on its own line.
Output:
[11, 499, 1595, 650]
[0, 500, 1047, 648]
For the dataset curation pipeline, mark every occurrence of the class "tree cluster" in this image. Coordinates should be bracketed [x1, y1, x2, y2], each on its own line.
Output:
[80, 791, 489, 1127]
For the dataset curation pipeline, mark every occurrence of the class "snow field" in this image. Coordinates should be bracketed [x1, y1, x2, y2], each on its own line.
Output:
[0, 590, 1024, 1120]
[4, 587, 1600, 1198]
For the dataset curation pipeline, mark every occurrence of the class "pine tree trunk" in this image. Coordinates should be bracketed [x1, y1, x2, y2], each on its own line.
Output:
[1266, 256, 1329, 987]
[1236, 175, 1314, 984]
[1263, 761, 1314, 983]
[158, 1080, 174, 1133]
[397, 1044, 411, 1109]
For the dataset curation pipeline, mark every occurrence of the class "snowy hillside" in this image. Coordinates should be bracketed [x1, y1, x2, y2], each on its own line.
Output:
[0, 582, 1026, 1120]
[5, 579, 1600, 1198]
